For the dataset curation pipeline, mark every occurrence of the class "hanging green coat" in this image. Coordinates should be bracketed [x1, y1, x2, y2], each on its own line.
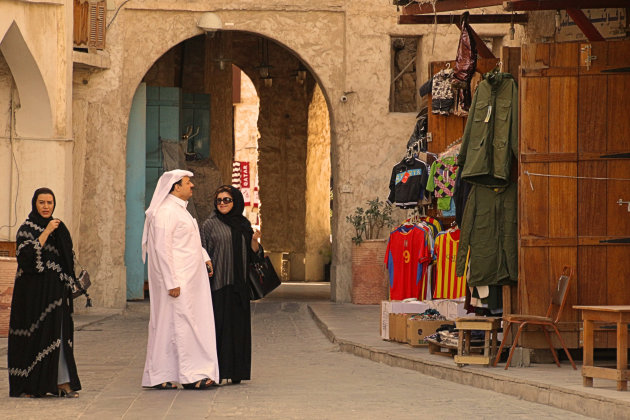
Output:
[455, 183, 518, 287]
[458, 71, 518, 187]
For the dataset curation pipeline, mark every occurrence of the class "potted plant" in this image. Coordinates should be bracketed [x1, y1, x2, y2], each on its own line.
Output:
[346, 198, 394, 304]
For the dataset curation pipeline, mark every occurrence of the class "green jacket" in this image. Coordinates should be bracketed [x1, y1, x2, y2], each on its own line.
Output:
[458, 72, 518, 187]
[455, 183, 517, 287]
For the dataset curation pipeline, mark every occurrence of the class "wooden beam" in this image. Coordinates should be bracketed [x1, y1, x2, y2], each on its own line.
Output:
[398, 13, 529, 25]
[402, 0, 502, 15]
[504, 0, 630, 11]
[566, 8, 606, 42]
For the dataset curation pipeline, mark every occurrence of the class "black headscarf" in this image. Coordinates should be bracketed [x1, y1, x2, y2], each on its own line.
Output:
[214, 185, 253, 305]
[28, 188, 75, 279]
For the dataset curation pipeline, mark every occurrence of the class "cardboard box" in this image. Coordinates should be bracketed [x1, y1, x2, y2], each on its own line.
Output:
[381, 300, 432, 339]
[399, 300, 430, 314]
[427, 299, 470, 320]
[406, 319, 455, 347]
[389, 313, 415, 342]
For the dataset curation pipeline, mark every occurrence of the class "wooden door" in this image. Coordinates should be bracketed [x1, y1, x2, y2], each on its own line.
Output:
[519, 40, 630, 348]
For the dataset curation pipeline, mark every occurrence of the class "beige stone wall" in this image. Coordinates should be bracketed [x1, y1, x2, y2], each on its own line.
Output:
[305, 84, 331, 282]
[0, 53, 14, 242]
[67, 2, 533, 306]
[0, 1, 74, 244]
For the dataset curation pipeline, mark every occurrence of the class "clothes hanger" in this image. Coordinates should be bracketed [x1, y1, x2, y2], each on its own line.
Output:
[493, 61, 503, 74]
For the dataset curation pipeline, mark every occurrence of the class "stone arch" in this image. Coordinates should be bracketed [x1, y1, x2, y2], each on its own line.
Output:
[123, 28, 334, 282]
[121, 24, 338, 135]
[0, 22, 53, 138]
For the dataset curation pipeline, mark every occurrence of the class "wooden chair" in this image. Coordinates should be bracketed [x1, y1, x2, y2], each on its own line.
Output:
[493, 266, 577, 370]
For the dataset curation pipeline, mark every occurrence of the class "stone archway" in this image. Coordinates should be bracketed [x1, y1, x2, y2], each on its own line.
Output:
[0, 22, 53, 138]
[123, 30, 332, 298]
[77, 9, 344, 307]
[0, 22, 55, 241]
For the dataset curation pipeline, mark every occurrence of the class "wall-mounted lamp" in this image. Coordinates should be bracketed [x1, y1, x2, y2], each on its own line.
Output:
[197, 12, 223, 33]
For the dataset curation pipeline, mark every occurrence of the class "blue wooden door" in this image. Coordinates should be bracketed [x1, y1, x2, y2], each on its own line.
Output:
[145, 86, 182, 207]
[125, 83, 147, 300]
[126, 85, 181, 300]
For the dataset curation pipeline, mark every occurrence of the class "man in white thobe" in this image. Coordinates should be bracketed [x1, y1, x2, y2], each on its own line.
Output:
[141, 169, 219, 389]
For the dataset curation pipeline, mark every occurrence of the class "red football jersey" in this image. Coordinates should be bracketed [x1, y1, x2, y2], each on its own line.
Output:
[385, 226, 431, 300]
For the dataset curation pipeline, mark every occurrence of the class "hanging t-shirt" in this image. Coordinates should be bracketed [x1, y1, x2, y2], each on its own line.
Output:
[420, 216, 442, 238]
[415, 222, 435, 300]
[433, 229, 466, 299]
[426, 156, 458, 211]
[387, 158, 429, 209]
[384, 225, 432, 300]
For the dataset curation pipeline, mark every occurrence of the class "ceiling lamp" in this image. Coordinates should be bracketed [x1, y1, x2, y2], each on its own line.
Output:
[256, 38, 273, 84]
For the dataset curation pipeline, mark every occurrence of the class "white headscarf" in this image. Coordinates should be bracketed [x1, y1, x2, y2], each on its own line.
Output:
[141, 169, 193, 262]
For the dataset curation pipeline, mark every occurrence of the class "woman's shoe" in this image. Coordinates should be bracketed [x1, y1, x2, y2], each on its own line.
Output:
[231, 379, 241, 384]
[182, 379, 215, 390]
[57, 388, 79, 398]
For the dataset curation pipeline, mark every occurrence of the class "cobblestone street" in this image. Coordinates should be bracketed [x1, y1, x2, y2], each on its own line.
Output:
[0, 298, 592, 419]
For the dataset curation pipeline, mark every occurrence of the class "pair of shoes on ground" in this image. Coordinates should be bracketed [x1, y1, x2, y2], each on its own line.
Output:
[150, 379, 216, 390]
[182, 379, 216, 390]
[57, 388, 79, 398]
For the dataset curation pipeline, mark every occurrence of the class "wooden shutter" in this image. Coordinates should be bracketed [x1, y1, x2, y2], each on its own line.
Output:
[73, 0, 106, 51]
[88, 1, 106, 50]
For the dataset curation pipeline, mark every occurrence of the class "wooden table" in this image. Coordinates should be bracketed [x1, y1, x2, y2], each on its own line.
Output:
[573, 305, 630, 391]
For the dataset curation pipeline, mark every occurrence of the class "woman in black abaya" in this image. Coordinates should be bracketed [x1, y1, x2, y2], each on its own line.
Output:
[200, 185, 262, 384]
[8, 188, 81, 397]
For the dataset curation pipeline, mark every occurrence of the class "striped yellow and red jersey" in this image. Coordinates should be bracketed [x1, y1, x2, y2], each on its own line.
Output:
[432, 229, 466, 299]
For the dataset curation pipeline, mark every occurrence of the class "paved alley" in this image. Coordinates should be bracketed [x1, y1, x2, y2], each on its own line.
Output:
[0, 297, 592, 419]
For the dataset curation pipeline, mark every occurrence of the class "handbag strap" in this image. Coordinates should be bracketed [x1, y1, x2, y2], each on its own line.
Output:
[72, 251, 86, 272]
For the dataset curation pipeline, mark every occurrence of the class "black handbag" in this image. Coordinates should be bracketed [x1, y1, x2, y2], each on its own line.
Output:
[248, 256, 281, 300]
[72, 253, 93, 307]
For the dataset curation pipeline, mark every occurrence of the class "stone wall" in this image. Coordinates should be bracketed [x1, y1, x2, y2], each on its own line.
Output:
[0, 53, 13, 243]
[305, 84, 331, 281]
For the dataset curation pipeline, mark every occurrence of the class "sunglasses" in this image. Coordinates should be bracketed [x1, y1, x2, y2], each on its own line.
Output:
[215, 197, 233, 205]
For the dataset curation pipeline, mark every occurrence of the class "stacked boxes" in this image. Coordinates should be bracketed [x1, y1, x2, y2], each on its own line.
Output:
[380, 300, 430, 340]
[381, 300, 462, 346]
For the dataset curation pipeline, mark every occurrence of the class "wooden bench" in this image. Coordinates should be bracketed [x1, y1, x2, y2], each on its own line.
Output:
[454, 317, 501, 367]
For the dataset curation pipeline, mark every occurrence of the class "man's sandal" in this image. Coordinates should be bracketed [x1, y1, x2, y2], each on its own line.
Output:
[150, 382, 177, 390]
[182, 379, 215, 390]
